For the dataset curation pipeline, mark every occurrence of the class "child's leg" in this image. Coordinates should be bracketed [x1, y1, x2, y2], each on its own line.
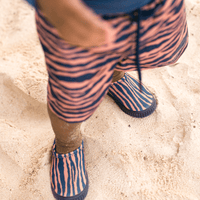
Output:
[48, 105, 89, 200]
[112, 70, 125, 83]
[47, 105, 82, 154]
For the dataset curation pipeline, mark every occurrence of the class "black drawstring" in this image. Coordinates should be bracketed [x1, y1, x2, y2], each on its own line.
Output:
[135, 9, 142, 92]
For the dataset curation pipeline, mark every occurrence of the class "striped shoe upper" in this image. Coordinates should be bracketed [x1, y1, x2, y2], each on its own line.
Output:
[108, 73, 155, 112]
[51, 141, 87, 198]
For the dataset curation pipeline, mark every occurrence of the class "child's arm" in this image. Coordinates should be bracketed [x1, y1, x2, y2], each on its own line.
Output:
[37, 0, 114, 48]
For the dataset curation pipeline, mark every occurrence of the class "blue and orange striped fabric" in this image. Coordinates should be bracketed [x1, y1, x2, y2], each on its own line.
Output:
[35, 0, 188, 123]
[51, 141, 88, 198]
[108, 73, 156, 117]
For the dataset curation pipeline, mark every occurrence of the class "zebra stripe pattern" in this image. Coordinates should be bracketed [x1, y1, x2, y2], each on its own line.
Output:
[117, 0, 188, 71]
[108, 73, 156, 117]
[51, 141, 88, 199]
[35, 0, 188, 123]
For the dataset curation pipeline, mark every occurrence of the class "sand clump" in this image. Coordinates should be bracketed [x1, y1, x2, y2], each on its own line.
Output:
[0, 0, 200, 199]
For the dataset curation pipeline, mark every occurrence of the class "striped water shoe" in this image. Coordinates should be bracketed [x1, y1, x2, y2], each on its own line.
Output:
[51, 141, 89, 200]
[108, 73, 157, 118]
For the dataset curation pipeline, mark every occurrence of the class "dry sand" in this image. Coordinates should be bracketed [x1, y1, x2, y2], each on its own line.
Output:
[0, 0, 200, 199]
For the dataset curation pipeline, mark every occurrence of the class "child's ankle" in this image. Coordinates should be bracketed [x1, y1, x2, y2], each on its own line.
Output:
[112, 71, 125, 83]
[55, 138, 82, 154]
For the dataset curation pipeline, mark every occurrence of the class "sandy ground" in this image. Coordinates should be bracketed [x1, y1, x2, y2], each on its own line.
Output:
[0, 0, 200, 199]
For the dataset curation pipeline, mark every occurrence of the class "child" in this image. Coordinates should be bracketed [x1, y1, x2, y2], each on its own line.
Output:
[25, 0, 188, 199]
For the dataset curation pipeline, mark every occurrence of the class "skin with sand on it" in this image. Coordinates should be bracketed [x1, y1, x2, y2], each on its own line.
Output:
[0, 0, 200, 199]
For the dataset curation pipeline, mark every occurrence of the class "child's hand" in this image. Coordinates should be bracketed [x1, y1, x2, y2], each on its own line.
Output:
[37, 0, 114, 48]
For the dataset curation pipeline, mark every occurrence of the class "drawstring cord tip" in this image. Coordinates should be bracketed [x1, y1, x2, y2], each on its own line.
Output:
[139, 80, 142, 92]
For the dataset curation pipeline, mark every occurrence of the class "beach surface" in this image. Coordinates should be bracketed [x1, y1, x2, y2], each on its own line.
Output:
[0, 0, 200, 199]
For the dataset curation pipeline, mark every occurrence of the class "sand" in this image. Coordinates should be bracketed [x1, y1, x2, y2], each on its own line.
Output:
[0, 0, 200, 199]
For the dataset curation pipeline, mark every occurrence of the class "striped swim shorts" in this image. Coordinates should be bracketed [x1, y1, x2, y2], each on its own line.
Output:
[35, 0, 188, 123]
